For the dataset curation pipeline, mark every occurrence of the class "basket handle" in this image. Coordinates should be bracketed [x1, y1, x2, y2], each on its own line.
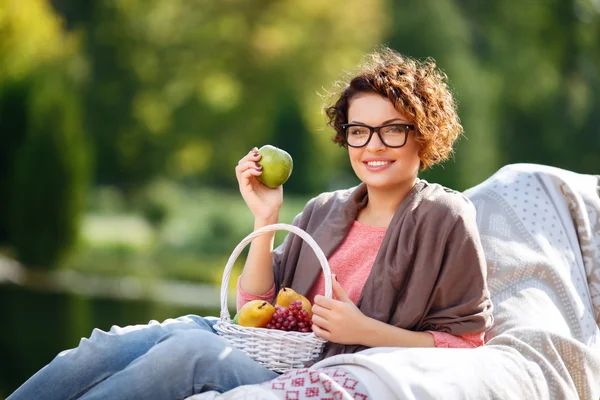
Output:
[219, 223, 332, 320]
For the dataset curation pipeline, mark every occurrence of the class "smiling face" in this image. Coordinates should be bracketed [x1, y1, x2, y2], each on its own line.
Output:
[346, 92, 421, 192]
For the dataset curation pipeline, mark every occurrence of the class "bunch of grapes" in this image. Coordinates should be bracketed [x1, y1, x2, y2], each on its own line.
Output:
[265, 300, 312, 333]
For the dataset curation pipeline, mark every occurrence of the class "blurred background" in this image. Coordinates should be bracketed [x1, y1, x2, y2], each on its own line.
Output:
[0, 0, 599, 396]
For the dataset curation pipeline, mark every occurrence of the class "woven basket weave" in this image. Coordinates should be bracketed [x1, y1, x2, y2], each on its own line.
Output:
[213, 223, 332, 373]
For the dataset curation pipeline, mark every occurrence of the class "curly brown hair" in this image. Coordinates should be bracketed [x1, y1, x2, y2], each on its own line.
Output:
[325, 47, 463, 170]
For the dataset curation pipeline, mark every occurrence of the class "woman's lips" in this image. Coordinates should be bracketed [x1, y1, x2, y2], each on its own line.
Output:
[363, 160, 394, 171]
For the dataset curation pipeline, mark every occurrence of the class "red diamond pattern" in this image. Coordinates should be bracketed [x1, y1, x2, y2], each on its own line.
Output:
[259, 367, 369, 399]
[291, 378, 305, 387]
[309, 371, 321, 383]
[343, 378, 358, 390]
[285, 390, 299, 400]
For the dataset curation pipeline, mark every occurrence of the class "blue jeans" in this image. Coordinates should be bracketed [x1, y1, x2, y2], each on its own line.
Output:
[7, 315, 279, 400]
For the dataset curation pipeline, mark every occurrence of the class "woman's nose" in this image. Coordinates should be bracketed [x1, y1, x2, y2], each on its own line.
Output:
[366, 131, 386, 152]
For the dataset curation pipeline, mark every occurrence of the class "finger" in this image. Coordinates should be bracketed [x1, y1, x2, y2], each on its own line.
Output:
[239, 170, 262, 192]
[331, 274, 351, 303]
[311, 323, 331, 341]
[237, 149, 261, 166]
[314, 295, 339, 310]
[237, 160, 262, 172]
[311, 314, 330, 331]
[244, 162, 263, 175]
[311, 304, 331, 319]
[248, 147, 261, 161]
[241, 169, 262, 182]
[236, 162, 262, 179]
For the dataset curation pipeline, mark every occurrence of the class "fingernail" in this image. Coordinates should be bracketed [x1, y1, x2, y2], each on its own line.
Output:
[255, 163, 262, 169]
[253, 153, 259, 157]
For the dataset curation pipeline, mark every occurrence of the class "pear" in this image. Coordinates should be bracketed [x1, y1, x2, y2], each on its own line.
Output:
[275, 287, 301, 308]
[298, 294, 313, 318]
[237, 300, 275, 328]
[232, 312, 240, 325]
[257, 145, 293, 189]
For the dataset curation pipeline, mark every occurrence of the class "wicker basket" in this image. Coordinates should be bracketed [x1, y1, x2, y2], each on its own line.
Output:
[213, 223, 332, 373]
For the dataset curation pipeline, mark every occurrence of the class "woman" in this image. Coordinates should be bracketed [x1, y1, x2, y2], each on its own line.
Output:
[8, 47, 493, 400]
[236, 47, 492, 359]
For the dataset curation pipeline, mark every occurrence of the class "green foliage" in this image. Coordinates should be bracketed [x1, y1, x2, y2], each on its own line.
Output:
[384, 0, 600, 190]
[0, 0, 78, 81]
[64, 183, 309, 284]
[9, 71, 90, 268]
[52, 0, 386, 192]
[0, 80, 30, 243]
[466, 0, 600, 176]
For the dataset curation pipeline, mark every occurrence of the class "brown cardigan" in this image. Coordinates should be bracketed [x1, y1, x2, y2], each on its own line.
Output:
[272, 180, 494, 359]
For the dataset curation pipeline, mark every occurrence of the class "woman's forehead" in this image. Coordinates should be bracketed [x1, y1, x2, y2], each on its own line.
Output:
[348, 93, 409, 122]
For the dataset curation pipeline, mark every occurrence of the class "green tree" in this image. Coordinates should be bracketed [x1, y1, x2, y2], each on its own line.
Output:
[463, 0, 600, 174]
[0, 0, 82, 244]
[52, 0, 387, 194]
[0, 80, 29, 244]
[270, 89, 316, 194]
[384, 0, 600, 189]
[9, 71, 90, 268]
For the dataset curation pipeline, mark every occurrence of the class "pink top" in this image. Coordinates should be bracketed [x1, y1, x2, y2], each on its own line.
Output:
[237, 220, 484, 348]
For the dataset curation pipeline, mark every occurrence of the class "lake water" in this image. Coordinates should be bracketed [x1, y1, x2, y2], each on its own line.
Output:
[0, 284, 220, 398]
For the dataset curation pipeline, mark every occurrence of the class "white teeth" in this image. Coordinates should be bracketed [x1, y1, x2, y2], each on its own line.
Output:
[366, 161, 390, 167]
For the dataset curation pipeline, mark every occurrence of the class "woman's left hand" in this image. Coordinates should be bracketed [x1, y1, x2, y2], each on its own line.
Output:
[311, 274, 368, 345]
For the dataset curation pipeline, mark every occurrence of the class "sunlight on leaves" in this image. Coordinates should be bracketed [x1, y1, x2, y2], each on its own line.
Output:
[169, 140, 213, 178]
[0, 0, 78, 80]
[198, 72, 242, 112]
[133, 91, 172, 134]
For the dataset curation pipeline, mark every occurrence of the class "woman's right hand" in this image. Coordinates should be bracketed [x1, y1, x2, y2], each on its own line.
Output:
[235, 147, 283, 221]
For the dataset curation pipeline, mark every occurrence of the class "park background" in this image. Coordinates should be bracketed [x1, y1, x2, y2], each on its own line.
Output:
[0, 0, 599, 397]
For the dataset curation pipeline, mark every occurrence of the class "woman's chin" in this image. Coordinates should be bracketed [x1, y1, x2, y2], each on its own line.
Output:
[362, 179, 398, 191]
[361, 175, 417, 193]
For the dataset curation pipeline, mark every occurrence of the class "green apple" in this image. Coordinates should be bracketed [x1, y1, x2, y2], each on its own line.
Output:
[257, 145, 293, 189]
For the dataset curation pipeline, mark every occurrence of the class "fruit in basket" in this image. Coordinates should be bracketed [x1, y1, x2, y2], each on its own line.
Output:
[256, 145, 293, 188]
[266, 300, 312, 332]
[289, 300, 313, 333]
[237, 300, 276, 328]
[298, 294, 313, 318]
[275, 287, 301, 308]
[232, 312, 240, 325]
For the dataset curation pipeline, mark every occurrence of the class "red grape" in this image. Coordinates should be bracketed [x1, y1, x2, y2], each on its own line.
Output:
[265, 299, 313, 332]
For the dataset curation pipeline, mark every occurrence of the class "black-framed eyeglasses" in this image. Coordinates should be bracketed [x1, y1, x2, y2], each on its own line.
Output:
[341, 123, 415, 148]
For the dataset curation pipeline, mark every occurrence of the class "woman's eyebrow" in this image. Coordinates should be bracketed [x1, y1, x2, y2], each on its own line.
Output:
[349, 118, 408, 125]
